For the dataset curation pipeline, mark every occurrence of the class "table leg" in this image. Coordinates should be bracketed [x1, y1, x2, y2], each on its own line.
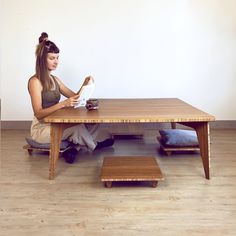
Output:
[151, 181, 158, 188]
[179, 122, 210, 179]
[171, 122, 176, 129]
[49, 123, 63, 180]
[105, 181, 112, 188]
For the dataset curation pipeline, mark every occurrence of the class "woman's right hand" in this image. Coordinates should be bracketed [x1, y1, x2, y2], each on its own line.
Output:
[61, 94, 80, 107]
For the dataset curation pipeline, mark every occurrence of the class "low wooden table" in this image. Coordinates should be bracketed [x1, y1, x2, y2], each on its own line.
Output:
[100, 156, 164, 188]
[44, 98, 215, 180]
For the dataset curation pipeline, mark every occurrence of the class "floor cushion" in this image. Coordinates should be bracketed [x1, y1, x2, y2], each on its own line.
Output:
[25, 137, 71, 150]
[159, 129, 199, 147]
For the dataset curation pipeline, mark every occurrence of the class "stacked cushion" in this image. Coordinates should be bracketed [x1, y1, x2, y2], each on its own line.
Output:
[159, 129, 199, 147]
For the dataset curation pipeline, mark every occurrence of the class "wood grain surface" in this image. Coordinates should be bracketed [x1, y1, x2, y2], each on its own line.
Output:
[44, 98, 215, 123]
[1, 129, 235, 235]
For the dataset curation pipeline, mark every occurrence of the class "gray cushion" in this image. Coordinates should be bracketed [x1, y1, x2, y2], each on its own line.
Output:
[25, 137, 71, 150]
[159, 129, 199, 147]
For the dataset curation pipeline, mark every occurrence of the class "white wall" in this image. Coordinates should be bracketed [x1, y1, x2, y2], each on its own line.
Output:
[1, 0, 236, 120]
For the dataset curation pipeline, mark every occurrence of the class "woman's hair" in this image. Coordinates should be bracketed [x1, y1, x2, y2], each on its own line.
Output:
[35, 32, 60, 91]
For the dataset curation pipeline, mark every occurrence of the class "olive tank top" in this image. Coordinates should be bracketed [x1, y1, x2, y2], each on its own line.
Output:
[42, 76, 61, 108]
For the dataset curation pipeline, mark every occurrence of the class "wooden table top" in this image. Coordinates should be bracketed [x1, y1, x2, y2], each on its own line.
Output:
[44, 98, 215, 123]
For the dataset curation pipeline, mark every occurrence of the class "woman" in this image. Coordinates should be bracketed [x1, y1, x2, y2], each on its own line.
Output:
[28, 32, 114, 163]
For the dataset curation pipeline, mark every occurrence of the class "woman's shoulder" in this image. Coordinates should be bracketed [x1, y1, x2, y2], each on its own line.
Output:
[29, 75, 39, 83]
[28, 75, 42, 91]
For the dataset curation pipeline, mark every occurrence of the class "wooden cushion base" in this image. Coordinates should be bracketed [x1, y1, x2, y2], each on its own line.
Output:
[157, 137, 200, 156]
[23, 144, 71, 155]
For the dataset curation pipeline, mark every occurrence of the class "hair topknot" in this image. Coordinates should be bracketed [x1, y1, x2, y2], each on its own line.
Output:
[39, 32, 48, 43]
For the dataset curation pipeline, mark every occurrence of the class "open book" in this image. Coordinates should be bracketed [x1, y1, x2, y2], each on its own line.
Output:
[74, 83, 95, 108]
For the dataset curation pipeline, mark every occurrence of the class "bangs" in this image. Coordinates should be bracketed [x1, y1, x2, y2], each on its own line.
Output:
[44, 40, 60, 53]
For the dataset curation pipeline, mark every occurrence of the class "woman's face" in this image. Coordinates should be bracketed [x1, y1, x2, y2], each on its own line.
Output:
[47, 53, 59, 71]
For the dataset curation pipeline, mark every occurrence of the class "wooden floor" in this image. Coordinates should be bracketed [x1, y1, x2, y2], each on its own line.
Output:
[0, 129, 236, 236]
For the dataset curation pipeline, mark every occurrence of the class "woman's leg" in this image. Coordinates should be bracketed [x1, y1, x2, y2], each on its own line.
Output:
[30, 117, 51, 143]
[62, 124, 99, 151]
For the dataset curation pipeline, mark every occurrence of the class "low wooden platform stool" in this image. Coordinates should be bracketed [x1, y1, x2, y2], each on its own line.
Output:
[100, 156, 164, 188]
[23, 144, 70, 155]
[157, 137, 200, 156]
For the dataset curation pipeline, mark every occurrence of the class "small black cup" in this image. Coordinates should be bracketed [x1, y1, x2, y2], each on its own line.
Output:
[86, 99, 99, 110]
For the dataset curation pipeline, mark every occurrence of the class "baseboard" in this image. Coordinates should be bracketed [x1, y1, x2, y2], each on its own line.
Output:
[1, 120, 236, 130]
[209, 120, 236, 129]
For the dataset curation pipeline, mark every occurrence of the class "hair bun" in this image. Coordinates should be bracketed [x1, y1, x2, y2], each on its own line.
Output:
[39, 32, 48, 43]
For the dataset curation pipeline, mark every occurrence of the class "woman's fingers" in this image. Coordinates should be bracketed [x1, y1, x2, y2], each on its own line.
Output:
[71, 94, 81, 107]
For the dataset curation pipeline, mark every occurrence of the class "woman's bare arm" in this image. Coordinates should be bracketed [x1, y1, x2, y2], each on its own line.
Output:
[28, 77, 79, 120]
